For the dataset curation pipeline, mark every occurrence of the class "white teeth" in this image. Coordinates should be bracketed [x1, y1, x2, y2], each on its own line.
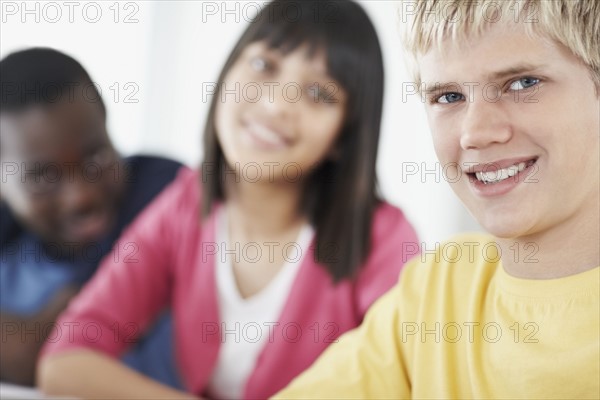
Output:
[475, 162, 527, 184]
[248, 121, 286, 146]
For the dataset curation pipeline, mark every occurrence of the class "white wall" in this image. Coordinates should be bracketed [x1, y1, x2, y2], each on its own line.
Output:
[0, 0, 481, 246]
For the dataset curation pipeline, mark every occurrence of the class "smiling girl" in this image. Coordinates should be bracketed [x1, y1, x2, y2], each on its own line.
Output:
[37, 1, 418, 399]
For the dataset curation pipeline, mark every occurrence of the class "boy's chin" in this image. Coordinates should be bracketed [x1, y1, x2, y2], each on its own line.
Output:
[477, 217, 534, 241]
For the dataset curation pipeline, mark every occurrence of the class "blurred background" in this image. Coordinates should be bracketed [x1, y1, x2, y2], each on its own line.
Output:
[0, 0, 481, 246]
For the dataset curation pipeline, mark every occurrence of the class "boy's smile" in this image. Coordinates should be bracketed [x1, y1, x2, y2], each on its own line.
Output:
[464, 156, 539, 196]
[418, 21, 600, 239]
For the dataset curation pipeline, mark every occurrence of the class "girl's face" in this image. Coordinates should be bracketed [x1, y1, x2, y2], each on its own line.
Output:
[215, 41, 347, 183]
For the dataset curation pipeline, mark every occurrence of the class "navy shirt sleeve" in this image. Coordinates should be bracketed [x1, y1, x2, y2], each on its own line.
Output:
[113, 155, 184, 235]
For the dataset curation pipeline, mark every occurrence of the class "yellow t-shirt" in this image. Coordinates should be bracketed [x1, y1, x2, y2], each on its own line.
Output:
[274, 234, 600, 399]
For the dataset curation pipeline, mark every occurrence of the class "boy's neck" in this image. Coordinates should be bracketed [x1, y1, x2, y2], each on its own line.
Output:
[497, 198, 600, 279]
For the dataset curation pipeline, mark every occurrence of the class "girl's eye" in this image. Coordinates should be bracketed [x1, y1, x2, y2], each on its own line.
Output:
[436, 92, 464, 104]
[307, 84, 319, 100]
[250, 56, 270, 72]
[509, 77, 540, 91]
[307, 83, 339, 104]
[307, 84, 332, 102]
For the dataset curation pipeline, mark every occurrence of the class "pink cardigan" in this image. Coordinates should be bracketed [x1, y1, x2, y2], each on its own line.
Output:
[41, 168, 418, 399]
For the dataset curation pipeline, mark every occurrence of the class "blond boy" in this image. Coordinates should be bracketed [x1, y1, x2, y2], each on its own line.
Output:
[274, 1, 599, 398]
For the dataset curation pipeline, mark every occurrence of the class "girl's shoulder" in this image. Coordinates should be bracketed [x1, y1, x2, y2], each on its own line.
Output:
[127, 166, 202, 237]
[151, 166, 202, 213]
[371, 202, 418, 245]
[351, 202, 418, 316]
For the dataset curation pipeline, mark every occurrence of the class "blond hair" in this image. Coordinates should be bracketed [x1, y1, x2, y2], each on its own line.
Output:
[400, 0, 600, 89]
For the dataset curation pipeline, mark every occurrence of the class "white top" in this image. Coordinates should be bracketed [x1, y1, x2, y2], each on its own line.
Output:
[206, 207, 314, 400]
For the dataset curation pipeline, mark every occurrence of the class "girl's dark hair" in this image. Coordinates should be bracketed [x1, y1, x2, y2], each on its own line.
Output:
[202, 0, 385, 282]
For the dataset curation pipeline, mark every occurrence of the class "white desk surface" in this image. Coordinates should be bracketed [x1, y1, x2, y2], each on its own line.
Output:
[0, 382, 77, 399]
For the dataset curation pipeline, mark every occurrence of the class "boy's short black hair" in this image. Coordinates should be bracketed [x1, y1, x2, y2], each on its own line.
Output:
[0, 47, 106, 116]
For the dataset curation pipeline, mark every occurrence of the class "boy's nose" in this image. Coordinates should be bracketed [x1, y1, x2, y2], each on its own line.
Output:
[59, 172, 103, 214]
[460, 99, 513, 150]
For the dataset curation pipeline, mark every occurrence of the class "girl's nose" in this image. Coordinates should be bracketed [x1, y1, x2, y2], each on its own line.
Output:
[260, 80, 298, 120]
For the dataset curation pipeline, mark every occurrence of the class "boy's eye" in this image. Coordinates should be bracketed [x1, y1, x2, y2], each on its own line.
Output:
[87, 146, 116, 167]
[509, 77, 540, 91]
[436, 92, 464, 104]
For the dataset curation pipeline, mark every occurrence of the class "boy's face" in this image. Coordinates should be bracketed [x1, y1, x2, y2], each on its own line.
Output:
[0, 96, 124, 247]
[419, 22, 599, 239]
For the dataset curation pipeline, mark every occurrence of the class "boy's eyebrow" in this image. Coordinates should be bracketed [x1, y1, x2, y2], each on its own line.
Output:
[423, 64, 546, 95]
[423, 83, 462, 96]
[486, 63, 546, 81]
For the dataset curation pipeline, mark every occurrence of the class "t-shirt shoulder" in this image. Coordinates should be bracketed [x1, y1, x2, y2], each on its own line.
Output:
[398, 233, 499, 313]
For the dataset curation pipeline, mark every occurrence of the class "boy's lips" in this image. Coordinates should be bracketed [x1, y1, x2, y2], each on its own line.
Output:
[62, 208, 111, 242]
[463, 157, 539, 197]
[463, 157, 538, 173]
